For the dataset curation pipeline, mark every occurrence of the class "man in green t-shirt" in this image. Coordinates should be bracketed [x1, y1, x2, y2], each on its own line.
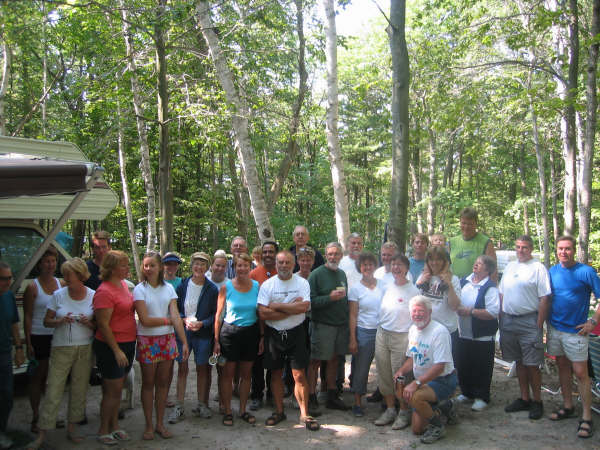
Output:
[449, 207, 496, 279]
[307, 242, 349, 413]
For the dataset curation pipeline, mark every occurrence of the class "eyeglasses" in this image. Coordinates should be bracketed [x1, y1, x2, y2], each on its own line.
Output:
[0, 275, 13, 281]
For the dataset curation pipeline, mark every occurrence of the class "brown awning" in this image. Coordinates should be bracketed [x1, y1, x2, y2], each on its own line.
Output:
[0, 157, 89, 198]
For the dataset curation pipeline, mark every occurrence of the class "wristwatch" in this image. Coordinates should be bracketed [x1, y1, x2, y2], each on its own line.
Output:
[415, 379, 422, 388]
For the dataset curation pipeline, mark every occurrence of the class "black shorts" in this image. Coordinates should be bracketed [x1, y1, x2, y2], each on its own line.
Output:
[264, 323, 309, 371]
[220, 322, 259, 362]
[93, 339, 135, 380]
[30, 334, 53, 360]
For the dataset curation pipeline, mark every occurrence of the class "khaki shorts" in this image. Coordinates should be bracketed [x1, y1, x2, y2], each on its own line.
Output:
[500, 312, 544, 366]
[546, 324, 588, 362]
[310, 321, 349, 361]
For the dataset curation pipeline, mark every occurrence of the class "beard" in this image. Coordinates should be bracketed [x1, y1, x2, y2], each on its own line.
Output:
[326, 262, 339, 270]
[413, 319, 428, 329]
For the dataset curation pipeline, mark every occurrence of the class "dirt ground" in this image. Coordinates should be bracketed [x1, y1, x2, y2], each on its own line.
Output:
[5, 356, 600, 450]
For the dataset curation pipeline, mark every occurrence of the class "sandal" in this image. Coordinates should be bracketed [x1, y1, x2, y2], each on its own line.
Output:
[142, 431, 155, 441]
[300, 415, 320, 431]
[111, 429, 131, 441]
[96, 434, 118, 446]
[155, 428, 173, 439]
[577, 419, 594, 439]
[223, 413, 234, 426]
[265, 412, 287, 426]
[550, 406, 575, 421]
[240, 411, 256, 425]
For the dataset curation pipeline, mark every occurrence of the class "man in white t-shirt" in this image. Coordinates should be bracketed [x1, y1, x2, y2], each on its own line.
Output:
[499, 235, 551, 420]
[257, 251, 319, 430]
[339, 233, 363, 289]
[393, 295, 457, 444]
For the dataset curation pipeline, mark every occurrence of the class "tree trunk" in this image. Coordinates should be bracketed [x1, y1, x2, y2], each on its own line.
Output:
[550, 142, 560, 240]
[155, 0, 174, 254]
[71, 220, 86, 258]
[518, 144, 530, 235]
[196, 0, 274, 242]
[409, 119, 423, 233]
[322, 0, 350, 249]
[227, 143, 248, 238]
[578, 0, 599, 263]
[0, 40, 10, 136]
[120, 1, 157, 250]
[268, 0, 308, 210]
[117, 100, 141, 280]
[388, 0, 410, 252]
[424, 102, 437, 235]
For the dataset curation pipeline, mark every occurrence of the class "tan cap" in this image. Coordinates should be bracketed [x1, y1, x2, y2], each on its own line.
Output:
[190, 251, 211, 264]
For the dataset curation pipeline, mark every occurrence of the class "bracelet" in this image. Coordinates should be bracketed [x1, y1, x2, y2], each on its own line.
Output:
[163, 318, 169, 326]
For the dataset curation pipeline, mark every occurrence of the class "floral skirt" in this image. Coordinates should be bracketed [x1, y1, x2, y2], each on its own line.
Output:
[136, 333, 178, 364]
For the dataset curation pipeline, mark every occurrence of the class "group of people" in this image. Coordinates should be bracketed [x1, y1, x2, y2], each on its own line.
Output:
[1, 207, 600, 448]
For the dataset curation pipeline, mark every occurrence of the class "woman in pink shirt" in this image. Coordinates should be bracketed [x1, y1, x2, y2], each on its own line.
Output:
[93, 250, 136, 446]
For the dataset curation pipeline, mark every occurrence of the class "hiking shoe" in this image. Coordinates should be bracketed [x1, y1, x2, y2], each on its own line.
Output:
[471, 399, 488, 411]
[375, 407, 397, 426]
[529, 401, 543, 420]
[192, 403, 212, 418]
[505, 398, 531, 413]
[352, 405, 364, 417]
[420, 423, 446, 444]
[392, 410, 411, 430]
[326, 395, 349, 411]
[249, 398, 263, 411]
[438, 399, 459, 425]
[168, 404, 185, 424]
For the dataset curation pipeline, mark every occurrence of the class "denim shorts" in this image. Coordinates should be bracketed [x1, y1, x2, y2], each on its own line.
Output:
[176, 329, 212, 365]
[428, 371, 458, 402]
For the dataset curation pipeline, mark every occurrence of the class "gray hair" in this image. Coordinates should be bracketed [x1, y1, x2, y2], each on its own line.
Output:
[346, 232, 362, 245]
[409, 295, 432, 312]
[381, 241, 398, 251]
[476, 255, 497, 275]
[325, 242, 343, 252]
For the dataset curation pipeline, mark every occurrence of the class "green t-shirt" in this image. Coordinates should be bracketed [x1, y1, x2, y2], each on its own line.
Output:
[449, 232, 491, 278]
[308, 265, 349, 326]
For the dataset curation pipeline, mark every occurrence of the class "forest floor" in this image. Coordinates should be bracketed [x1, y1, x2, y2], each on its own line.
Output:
[6, 354, 600, 449]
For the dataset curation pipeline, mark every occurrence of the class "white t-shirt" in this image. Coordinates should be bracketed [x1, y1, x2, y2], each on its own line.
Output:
[48, 286, 95, 347]
[458, 275, 499, 341]
[133, 282, 176, 336]
[499, 259, 551, 315]
[378, 282, 420, 332]
[207, 275, 229, 291]
[407, 320, 454, 380]
[375, 267, 413, 290]
[183, 279, 204, 319]
[348, 280, 386, 329]
[418, 275, 461, 333]
[257, 273, 310, 331]
[339, 255, 362, 289]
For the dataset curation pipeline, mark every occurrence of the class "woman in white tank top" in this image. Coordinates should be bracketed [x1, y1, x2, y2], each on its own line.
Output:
[23, 246, 63, 432]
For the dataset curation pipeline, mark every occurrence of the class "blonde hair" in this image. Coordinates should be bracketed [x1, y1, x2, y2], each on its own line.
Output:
[61, 257, 90, 282]
[100, 250, 129, 280]
[233, 253, 253, 268]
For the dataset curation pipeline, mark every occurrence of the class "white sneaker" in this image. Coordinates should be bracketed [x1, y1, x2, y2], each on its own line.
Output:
[168, 404, 185, 423]
[455, 394, 471, 403]
[391, 410, 411, 430]
[471, 399, 488, 411]
[374, 407, 397, 426]
[192, 402, 212, 418]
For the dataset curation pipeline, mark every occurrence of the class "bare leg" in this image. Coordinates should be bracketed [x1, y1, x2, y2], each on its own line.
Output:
[572, 360, 592, 421]
[175, 361, 189, 404]
[238, 361, 254, 414]
[308, 360, 319, 395]
[98, 377, 125, 435]
[271, 368, 285, 414]
[515, 362, 531, 401]
[196, 364, 209, 404]
[29, 359, 50, 425]
[526, 366, 542, 402]
[155, 360, 174, 433]
[221, 362, 236, 415]
[293, 369, 310, 419]
[140, 363, 157, 434]
[556, 356, 574, 409]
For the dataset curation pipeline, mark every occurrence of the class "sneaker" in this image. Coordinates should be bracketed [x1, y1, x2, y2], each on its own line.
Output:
[438, 399, 458, 425]
[367, 388, 383, 403]
[249, 398, 263, 411]
[168, 404, 185, 424]
[471, 399, 488, 411]
[392, 410, 411, 430]
[420, 423, 446, 444]
[192, 403, 212, 418]
[455, 394, 471, 403]
[505, 398, 531, 413]
[0, 432, 13, 450]
[375, 407, 397, 426]
[326, 395, 349, 411]
[528, 401, 543, 420]
[352, 405, 364, 417]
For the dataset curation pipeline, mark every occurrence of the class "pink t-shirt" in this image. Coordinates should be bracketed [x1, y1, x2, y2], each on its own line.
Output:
[93, 280, 136, 343]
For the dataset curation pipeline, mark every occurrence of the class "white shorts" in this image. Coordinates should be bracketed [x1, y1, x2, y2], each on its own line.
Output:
[546, 324, 589, 362]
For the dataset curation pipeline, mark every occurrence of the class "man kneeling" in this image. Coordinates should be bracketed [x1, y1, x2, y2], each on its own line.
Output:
[393, 295, 458, 444]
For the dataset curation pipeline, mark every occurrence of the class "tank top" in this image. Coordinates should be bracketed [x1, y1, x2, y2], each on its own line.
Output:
[224, 279, 259, 327]
[31, 277, 60, 335]
[450, 232, 490, 279]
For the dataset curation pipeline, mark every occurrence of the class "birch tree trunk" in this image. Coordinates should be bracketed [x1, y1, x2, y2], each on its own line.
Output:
[518, 144, 530, 235]
[120, 2, 157, 250]
[117, 100, 141, 280]
[322, 0, 350, 249]
[424, 102, 437, 235]
[578, 0, 599, 263]
[0, 40, 9, 136]
[388, 0, 410, 252]
[196, 0, 274, 242]
[155, 0, 174, 253]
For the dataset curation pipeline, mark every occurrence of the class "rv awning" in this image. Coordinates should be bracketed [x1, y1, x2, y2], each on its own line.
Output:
[0, 156, 92, 198]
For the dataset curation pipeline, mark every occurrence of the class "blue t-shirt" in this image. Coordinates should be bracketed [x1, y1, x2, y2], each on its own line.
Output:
[166, 277, 182, 291]
[409, 258, 426, 284]
[1, 291, 19, 354]
[549, 262, 600, 333]
[224, 279, 259, 327]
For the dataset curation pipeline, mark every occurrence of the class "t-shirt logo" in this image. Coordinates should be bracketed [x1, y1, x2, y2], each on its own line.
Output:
[456, 250, 473, 260]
